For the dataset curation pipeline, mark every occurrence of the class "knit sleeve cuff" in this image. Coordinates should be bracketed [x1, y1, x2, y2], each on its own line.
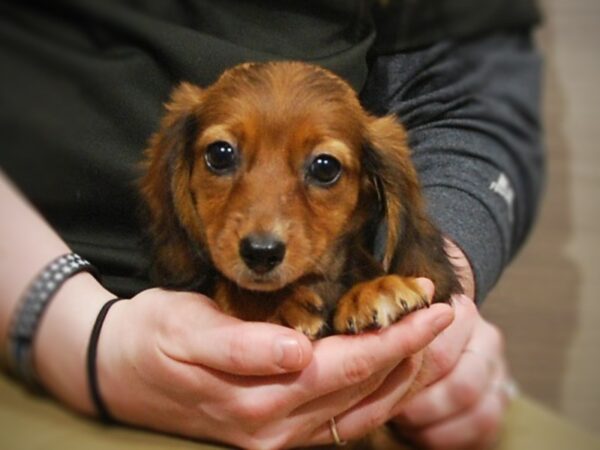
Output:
[423, 185, 507, 303]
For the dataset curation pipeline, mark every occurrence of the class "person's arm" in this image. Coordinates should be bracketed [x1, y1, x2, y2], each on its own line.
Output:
[0, 171, 115, 413]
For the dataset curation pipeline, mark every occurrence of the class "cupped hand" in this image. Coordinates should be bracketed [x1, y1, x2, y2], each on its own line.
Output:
[96, 282, 453, 449]
[391, 295, 515, 450]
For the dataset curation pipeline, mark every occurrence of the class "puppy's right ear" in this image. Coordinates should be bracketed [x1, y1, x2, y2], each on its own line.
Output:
[363, 115, 461, 302]
[139, 82, 211, 289]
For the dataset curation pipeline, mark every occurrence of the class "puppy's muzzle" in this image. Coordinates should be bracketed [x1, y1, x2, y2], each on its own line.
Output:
[239, 233, 286, 275]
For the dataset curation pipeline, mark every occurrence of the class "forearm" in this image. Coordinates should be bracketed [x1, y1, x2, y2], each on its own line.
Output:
[0, 172, 114, 414]
[0, 172, 70, 338]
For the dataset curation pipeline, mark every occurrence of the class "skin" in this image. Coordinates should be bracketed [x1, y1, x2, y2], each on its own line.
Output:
[0, 170, 511, 449]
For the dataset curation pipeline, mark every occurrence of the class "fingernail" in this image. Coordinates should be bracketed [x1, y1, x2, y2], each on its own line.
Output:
[416, 277, 435, 300]
[275, 337, 303, 370]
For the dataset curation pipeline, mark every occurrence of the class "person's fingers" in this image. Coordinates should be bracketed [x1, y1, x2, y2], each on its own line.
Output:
[413, 294, 479, 390]
[393, 349, 498, 427]
[399, 383, 507, 450]
[286, 361, 403, 443]
[291, 302, 454, 403]
[220, 301, 454, 424]
[156, 279, 439, 379]
[152, 290, 313, 375]
[234, 281, 450, 423]
[395, 317, 504, 427]
[218, 283, 453, 434]
[198, 321, 313, 375]
[295, 303, 502, 446]
[304, 354, 424, 445]
[256, 366, 395, 448]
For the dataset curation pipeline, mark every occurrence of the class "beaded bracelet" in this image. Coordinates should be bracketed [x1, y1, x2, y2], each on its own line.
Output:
[7, 253, 99, 387]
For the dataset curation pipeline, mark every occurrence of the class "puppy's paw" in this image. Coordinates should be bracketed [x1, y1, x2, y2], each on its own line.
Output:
[333, 276, 430, 334]
[273, 287, 328, 340]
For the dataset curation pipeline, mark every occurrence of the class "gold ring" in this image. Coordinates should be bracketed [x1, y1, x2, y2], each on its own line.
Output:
[328, 417, 347, 446]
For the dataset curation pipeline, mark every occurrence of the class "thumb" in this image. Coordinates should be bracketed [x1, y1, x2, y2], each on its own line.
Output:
[169, 295, 313, 375]
[201, 319, 313, 375]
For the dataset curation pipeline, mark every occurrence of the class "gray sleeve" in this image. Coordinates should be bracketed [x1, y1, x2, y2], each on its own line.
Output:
[361, 31, 544, 302]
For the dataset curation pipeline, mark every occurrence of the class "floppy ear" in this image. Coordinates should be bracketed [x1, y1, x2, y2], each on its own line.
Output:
[363, 115, 461, 302]
[139, 82, 213, 290]
[363, 116, 417, 271]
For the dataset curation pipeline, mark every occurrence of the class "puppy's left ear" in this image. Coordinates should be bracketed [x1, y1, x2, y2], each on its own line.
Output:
[363, 115, 460, 301]
[139, 82, 211, 289]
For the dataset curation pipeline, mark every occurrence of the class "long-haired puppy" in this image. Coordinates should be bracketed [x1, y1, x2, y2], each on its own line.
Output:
[140, 61, 460, 339]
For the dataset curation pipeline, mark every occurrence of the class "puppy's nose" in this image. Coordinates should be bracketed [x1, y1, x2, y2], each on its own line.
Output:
[239, 234, 286, 274]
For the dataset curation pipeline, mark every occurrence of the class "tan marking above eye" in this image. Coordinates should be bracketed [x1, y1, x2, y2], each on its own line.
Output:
[309, 138, 359, 174]
[198, 125, 238, 150]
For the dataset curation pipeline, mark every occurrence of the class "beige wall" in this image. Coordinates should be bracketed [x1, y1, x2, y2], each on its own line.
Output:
[481, 0, 600, 434]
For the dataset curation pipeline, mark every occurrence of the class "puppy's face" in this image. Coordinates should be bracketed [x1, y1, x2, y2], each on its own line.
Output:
[142, 62, 415, 292]
[193, 63, 368, 291]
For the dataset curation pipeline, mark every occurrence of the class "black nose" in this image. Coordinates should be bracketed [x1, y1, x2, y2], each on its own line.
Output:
[239, 234, 286, 274]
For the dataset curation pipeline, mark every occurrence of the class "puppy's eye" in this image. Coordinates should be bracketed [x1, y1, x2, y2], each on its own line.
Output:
[204, 141, 238, 174]
[307, 154, 342, 186]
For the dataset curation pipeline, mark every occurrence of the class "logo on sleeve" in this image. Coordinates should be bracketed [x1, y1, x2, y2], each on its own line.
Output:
[490, 173, 514, 223]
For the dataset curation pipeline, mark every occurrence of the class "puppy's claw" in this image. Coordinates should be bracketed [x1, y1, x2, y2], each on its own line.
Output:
[371, 310, 380, 328]
[347, 318, 357, 334]
[274, 286, 328, 340]
[296, 321, 328, 340]
[400, 299, 409, 314]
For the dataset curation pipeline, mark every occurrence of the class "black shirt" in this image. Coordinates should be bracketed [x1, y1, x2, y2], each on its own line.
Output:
[0, 0, 542, 299]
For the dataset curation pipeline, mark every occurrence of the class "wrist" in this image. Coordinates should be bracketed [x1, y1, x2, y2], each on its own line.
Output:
[33, 271, 115, 414]
[444, 237, 475, 300]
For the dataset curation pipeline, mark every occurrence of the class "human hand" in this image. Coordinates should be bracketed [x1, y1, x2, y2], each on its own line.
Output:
[387, 238, 515, 450]
[390, 296, 515, 450]
[97, 283, 453, 449]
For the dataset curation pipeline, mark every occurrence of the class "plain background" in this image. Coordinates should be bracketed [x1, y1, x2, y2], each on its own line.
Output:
[482, 0, 600, 435]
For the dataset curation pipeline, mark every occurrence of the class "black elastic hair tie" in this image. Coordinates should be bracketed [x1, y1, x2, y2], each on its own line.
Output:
[87, 297, 126, 423]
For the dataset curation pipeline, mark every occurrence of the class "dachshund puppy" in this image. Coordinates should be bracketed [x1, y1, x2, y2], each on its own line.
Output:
[140, 61, 460, 339]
